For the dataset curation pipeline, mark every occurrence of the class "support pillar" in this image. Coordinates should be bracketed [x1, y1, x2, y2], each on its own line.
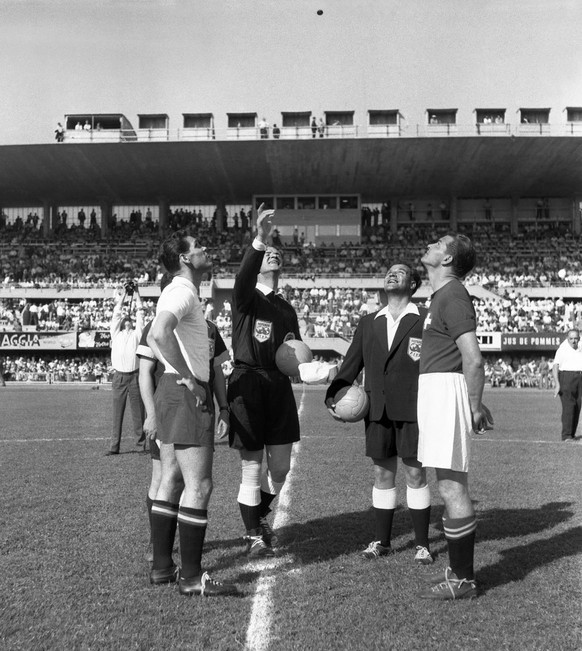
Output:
[215, 198, 226, 232]
[390, 199, 398, 235]
[42, 201, 52, 238]
[100, 201, 111, 237]
[50, 204, 60, 233]
[510, 196, 519, 236]
[573, 196, 581, 236]
[449, 196, 458, 230]
[158, 198, 168, 234]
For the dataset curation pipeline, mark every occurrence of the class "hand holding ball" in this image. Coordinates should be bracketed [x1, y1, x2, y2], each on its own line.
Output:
[333, 385, 369, 422]
[275, 340, 313, 376]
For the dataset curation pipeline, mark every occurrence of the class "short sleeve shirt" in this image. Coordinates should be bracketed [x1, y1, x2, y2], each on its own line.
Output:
[154, 276, 209, 382]
[420, 279, 476, 374]
[553, 340, 582, 371]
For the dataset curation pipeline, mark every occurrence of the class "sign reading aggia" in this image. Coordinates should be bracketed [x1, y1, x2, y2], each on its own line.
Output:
[0, 331, 76, 349]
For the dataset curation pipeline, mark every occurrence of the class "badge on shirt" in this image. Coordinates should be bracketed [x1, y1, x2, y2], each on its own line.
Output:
[208, 337, 215, 358]
[407, 337, 422, 362]
[254, 320, 272, 343]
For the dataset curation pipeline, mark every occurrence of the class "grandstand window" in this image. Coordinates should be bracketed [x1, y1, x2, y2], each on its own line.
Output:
[255, 197, 274, 209]
[138, 114, 168, 129]
[318, 197, 337, 209]
[183, 114, 213, 128]
[281, 112, 310, 127]
[368, 110, 398, 126]
[427, 109, 457, 125]
[324, 111, 354, 126]
[566, 107, 582, 122]
[276, 197, 295, 209]
[297, 197, 316, 209]
[228, 113, 256, 128]
[520, 109, 550, 124]
[65, 114, 128, 131]
[476, 109, 505, 124]
[340, 196, 358, 209]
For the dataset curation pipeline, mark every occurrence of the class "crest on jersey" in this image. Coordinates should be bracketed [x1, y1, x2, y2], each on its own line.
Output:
[407, 337, 422, 362]
[254, 319, 272, 342]
[208, 337, 215, 358]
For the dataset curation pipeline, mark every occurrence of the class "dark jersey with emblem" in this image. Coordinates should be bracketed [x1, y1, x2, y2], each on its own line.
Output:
[231, 245, 301, 370]
[420, 279, 476, 375]
[137, 319, 228, 386]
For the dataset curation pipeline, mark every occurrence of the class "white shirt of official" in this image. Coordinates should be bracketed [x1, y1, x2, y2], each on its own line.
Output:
[110, 304, 144, 372]
[554, 340, 582, 371]
[374, 302, 420, 350]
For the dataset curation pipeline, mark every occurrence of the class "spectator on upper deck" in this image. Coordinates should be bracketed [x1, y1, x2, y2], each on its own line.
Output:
[259, 117, 269, 139]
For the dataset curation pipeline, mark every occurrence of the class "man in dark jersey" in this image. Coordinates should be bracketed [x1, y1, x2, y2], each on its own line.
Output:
[227, 204, 301, 557]
[417, 233, 493, 600]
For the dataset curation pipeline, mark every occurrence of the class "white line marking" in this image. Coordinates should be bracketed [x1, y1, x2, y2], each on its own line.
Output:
[244, 385, 306, 651]
[0, 437, 109, 443]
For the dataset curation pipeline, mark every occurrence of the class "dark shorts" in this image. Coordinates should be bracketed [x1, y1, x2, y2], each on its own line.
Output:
[150, 439, 161, 461]
[365, 410, 419, 460]
[227, 367, 300, 451]
[154, 374, 214, 447]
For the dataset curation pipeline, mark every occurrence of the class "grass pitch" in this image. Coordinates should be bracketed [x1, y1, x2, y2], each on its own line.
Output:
[0, 385, 580, 650]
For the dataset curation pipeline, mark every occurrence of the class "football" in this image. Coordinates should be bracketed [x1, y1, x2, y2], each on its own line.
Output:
[333, 385, 369, 422]
[275, 340, 313, 376]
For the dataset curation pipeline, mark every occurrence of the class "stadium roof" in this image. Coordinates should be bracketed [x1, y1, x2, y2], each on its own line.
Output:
[1, 136, 581, 206]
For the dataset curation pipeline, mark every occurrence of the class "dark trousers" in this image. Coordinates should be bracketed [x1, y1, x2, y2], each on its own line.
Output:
[558, 371, 582, 439]
[110, 370, 145, 452]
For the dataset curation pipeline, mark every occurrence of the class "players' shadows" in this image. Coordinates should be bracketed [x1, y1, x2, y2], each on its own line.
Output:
[202, 501, 576, 585]
[271, 500, 576, 565]
[478, 525, 582, 591]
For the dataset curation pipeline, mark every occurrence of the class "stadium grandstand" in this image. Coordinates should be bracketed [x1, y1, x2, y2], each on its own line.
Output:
[1, 103, 582, 383]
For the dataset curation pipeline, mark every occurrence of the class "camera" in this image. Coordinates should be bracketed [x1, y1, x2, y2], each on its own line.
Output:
[124, 280, 137, 296]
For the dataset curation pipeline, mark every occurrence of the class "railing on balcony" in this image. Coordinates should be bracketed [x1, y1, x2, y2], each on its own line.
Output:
[61, 122, 582, 144]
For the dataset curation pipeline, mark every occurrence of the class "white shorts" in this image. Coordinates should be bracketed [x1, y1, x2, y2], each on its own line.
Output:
[417, 373, 473, 472]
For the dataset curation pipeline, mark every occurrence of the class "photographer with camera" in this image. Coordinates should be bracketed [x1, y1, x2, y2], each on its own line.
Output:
[106, 280, 146, 456]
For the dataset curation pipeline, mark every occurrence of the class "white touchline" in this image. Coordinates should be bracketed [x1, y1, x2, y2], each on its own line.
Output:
[0, 437, 110, 443]
[244, 384, 306, 651]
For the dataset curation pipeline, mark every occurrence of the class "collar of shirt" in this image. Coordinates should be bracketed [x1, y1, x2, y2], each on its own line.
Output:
[375, 301, 419, 323]
[170, 276, 196, 292]
[256, 282, 274, 297]
[375, 302, 419, 350]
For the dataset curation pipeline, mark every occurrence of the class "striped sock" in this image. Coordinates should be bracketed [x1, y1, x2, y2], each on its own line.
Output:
[443, 514, 477, 580]
[178, 507, 208, 580]
[151, 500, 179, 571]
[146, 495, 154, 543]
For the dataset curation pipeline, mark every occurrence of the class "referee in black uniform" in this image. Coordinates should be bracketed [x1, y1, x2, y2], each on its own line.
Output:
[228, 204, 301, 557]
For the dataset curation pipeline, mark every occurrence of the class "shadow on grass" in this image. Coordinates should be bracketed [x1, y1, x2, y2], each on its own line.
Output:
[205, 500, 575, 563]
[479, 525, 582, 591]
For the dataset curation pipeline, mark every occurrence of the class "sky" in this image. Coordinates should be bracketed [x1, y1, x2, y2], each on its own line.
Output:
[1, 0, 581, 145]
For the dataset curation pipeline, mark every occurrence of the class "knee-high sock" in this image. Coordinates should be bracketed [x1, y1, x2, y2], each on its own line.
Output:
[372, 486, 397, 546]
[259, 468, 285, 517]
[406, 485, 431, 549]
[443, 514, 477, 580]
[238, 484, 261, 533]
[178, 507, 208, 580]
[146, 495, 154, 544]
[151, 500, 179, 570]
